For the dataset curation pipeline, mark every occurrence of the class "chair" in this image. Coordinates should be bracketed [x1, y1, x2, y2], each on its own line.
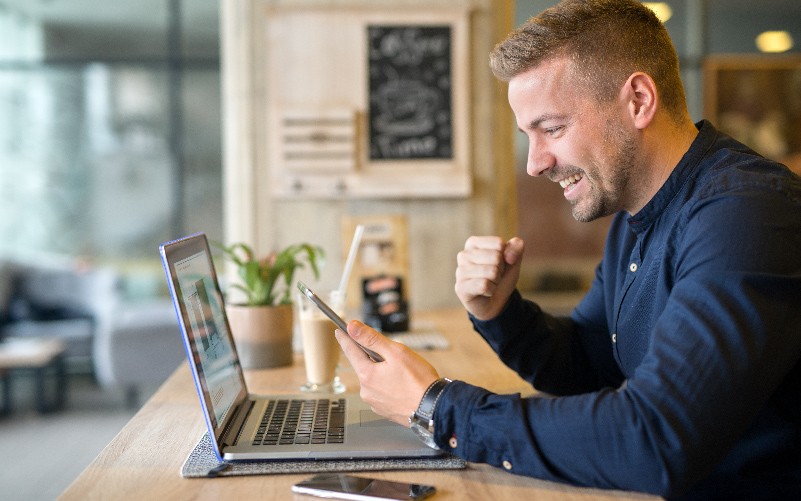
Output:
[92, 300, 185, 408]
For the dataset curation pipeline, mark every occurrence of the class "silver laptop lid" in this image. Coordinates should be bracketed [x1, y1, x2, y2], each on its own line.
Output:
[160, 233, 248, 454]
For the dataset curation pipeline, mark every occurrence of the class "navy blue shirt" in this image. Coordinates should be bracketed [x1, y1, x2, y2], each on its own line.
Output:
[434, 121, 801, 499]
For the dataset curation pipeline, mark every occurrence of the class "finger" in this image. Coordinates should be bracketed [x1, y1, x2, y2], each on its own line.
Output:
[335, 327, 374, 374]
[457, 248, 505, 267]
[455, 260, 503, 282]
[336, 320, 390, 370]
[464, 235, 504, 251]
[455, 276, 498, 298]
[347, 320, 389, 355]
[455, 259, 505, 303]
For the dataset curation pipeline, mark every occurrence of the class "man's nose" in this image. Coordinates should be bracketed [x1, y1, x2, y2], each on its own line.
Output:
[526, 140, 555, 177]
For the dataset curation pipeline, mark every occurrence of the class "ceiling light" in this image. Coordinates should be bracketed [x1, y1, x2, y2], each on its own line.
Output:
[643, 2, 673, 23]
[756, 31, 794, 53]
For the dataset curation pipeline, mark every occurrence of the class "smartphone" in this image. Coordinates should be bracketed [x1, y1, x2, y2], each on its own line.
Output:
[292, 473, 436, 501]
[297, 281, 384, 362]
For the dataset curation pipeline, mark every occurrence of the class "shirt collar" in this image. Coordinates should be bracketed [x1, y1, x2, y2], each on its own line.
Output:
[626, 120, 715, 233]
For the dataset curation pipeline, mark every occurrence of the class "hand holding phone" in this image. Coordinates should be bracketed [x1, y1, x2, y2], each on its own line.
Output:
[292, 473, 436, 501]
[297, 282, 384, 362]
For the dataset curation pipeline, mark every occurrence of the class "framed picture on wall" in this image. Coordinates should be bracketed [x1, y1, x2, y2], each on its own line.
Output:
[265, 6, 471, 199]
[704, 55, 801, 175]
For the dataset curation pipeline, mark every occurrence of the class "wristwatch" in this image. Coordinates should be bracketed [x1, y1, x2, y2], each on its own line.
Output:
[409, 378, 452, 449]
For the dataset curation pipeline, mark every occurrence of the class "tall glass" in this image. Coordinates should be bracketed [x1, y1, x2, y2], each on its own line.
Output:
[295, 289, 346, 394]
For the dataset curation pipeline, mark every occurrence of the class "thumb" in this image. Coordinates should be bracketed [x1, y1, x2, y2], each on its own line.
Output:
[504, 237, 525, 266]
[494, 238, 524, 300]
[335, 320, 387, 366]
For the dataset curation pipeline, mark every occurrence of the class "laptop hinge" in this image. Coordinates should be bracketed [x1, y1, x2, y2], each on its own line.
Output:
[221, 399, 254, 447]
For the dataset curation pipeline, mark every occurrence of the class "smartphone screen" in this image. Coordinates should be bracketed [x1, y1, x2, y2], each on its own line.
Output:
[292, 473, 436, 501]
[297, 281, 384, 362]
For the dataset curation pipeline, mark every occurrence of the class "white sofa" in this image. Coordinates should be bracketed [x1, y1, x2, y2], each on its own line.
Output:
[92, 299, 185, 406]
[0, 261, 114, 365]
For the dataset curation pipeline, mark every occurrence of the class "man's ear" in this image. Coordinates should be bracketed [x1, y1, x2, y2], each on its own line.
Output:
[622, 72, 657, 129]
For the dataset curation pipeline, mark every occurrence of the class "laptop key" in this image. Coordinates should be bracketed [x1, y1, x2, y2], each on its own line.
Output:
[255, 398, 348, 446]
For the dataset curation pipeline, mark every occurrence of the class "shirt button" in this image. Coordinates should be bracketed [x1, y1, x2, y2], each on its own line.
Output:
[502, 460, 513, 470]
[448, 437, 458, 449]
[612, 333, 617, 343]
[629, 263, 638, 272]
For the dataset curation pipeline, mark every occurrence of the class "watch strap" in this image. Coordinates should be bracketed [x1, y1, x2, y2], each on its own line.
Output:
[415, 377, 452, 422]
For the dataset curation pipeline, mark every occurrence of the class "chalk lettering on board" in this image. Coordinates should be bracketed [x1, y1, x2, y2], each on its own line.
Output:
[368, 25, 453, 160]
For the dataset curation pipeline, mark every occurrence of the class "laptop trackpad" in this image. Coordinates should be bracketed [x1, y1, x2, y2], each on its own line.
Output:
[359, 410, 397, 427]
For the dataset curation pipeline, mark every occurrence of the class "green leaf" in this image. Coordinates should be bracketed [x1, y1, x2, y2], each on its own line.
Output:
[214, 240, 325, 306]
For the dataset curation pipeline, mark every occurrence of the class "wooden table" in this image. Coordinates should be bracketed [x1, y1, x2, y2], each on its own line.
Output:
[61, 309, 656, 500]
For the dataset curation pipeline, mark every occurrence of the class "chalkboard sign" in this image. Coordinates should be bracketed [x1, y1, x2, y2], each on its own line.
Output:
[367, 25, 453, 161]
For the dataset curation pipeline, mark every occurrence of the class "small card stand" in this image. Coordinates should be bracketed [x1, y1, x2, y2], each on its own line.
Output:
[361, 275, 409, 332]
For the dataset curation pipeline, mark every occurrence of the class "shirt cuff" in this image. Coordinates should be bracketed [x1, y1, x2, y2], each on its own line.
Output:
[468, 289, 526, 325]
[431, 379, 486, 454]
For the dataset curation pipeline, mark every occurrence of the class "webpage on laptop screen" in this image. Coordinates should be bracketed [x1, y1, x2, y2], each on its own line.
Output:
[174, 250, 242, 429]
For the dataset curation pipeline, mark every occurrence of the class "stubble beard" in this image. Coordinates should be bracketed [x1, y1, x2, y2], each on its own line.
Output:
[569, 124, 637, 222]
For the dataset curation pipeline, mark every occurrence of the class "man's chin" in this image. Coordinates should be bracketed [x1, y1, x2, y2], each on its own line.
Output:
[572, 211, 597, 223]
[570, 200, 611, 222]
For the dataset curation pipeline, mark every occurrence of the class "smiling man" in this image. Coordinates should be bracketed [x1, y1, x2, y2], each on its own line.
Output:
[335, 1, 801, 498]
[508, 56, 694, 222]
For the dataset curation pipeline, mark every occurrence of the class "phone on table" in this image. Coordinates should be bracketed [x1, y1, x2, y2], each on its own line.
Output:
[296, 281, 384, 362]
[292, 473, 436, 501]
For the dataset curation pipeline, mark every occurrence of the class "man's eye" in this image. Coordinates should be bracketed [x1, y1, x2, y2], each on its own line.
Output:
[544, 126, 564, 136]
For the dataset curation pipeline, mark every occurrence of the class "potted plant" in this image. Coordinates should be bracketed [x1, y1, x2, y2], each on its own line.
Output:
[217, 241, 324, 369]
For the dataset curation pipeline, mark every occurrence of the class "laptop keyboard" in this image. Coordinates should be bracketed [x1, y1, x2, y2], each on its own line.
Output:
[253, 398, 346, 446]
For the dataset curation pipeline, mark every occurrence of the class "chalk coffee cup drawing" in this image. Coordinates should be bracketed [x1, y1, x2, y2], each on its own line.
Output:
[295, 289, 346, 394]
[372, 80, 439, 136]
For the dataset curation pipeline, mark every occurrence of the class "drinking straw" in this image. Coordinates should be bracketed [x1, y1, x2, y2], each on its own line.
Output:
[338, 224, 365, 295]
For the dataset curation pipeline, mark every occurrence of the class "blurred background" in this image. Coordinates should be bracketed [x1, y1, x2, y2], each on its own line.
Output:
[0, 0, 221, 289]
[0, 1, 800, 499]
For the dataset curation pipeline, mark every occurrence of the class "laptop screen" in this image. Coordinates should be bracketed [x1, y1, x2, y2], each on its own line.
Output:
[161, 234, 246, 433]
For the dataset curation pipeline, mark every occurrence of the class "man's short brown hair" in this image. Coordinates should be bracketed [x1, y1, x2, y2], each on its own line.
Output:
[490, 0, 687, 120]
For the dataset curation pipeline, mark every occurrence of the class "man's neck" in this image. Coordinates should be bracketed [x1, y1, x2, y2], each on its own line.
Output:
[630, 115, 699, 215]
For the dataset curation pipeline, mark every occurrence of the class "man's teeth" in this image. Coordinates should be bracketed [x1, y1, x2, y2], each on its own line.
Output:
[559, 174, 582, 188]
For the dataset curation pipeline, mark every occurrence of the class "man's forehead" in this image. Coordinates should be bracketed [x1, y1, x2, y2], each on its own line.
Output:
[508, 57, 573, 93]
[508, 57, 579, 125]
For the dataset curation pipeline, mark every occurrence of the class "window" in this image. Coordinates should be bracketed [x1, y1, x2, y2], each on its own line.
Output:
[0, 0, 221, 299]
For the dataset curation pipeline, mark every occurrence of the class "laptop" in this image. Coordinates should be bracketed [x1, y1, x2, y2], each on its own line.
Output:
[159, 232, 442, 462]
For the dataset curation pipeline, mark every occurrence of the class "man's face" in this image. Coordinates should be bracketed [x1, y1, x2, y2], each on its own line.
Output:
[508, 58, 638, 222]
